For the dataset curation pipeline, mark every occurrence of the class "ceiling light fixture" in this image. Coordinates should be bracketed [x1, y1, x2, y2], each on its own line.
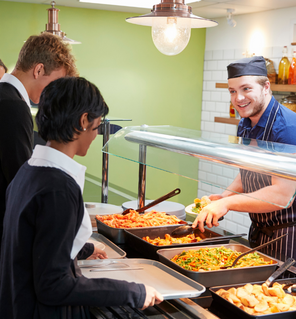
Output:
[126, 0, 218, 56]
[42, 1, 81, 44]
[226, 8, 236, 28]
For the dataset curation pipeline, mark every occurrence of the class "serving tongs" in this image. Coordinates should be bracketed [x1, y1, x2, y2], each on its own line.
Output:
[199, 233, 247, 243]
[121, 188, 181, 216]
[171, 218, 224, 237]
[220, 233, 288, 269]
[265, 257, 296, 287]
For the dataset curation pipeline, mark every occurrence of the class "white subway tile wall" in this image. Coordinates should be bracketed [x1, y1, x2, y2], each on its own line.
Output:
[200, 47, 285, 236]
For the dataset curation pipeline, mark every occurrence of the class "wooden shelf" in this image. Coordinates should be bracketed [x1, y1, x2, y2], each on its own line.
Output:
[214, 117, 240, 125]
[215, 83, 296, 92]
[215, 83, 228, 89]
[270, 84, 296, 92]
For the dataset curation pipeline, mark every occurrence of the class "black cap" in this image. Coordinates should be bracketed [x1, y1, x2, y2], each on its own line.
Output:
[227, 56, 267, 79]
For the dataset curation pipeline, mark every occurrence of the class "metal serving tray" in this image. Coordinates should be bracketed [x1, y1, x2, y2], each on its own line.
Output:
[81, 258, 206, 300]
[157, 244, 278, 288]
[210, 278, 296, 319]
[96, 218, 187, 244]
[124, 225, 230, 260]
[78, 233, 126, 265]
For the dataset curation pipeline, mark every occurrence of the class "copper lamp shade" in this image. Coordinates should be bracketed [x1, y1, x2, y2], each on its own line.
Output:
[43, 1, 81, 44]
[126, 0, 217, 28]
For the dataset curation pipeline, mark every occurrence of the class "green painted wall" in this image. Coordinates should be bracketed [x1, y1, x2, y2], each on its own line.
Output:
[0, 1, 205, 208]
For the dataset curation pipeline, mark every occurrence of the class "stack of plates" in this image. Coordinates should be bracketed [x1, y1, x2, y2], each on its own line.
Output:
[121, 200, 186, 220]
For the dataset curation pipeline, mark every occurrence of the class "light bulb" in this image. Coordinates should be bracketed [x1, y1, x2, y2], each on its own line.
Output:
[152, 17, 191, 56]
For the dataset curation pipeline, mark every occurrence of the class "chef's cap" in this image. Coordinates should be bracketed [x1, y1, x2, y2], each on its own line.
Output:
[227, 56, 267, 79]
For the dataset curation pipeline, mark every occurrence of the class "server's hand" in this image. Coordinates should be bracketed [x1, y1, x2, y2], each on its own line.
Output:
[141, 285, 163, 310]
[192, 200, 228, 232]
[209, 194, 224, 201]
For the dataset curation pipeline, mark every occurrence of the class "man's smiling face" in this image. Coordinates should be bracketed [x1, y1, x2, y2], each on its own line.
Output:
[228, 75, 270, 126]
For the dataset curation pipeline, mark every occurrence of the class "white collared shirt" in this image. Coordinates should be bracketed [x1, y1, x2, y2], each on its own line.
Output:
[28, 145, 92, 260]
[0, 73, 31, 108]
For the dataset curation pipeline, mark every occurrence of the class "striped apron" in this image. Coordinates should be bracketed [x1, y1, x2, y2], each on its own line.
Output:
[239, 98, 296, 261]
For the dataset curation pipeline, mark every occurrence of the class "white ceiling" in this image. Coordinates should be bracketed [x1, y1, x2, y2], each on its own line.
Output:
[3, 0, 296, 19]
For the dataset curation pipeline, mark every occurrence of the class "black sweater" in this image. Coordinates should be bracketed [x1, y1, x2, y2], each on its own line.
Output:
[0, 82, 33, 248]
[0, 163, 145, 319]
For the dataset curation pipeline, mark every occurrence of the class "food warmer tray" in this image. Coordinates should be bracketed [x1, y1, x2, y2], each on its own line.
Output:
[210, 277, 296, 319]
[80, 233, 126, 263]
[157, 243, 278, 288]
[80, 258, 206, 300]
[96, 218, 187, 244]
[124, 225, 231, 260]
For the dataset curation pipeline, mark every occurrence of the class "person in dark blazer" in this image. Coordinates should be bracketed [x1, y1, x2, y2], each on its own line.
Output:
[0, 33, 78, 250]
[0, 76, 163, 319]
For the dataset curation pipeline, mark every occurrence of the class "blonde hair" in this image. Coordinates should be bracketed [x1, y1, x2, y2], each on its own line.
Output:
[15, 33, 78, 77]
[255, 76, 272, 95]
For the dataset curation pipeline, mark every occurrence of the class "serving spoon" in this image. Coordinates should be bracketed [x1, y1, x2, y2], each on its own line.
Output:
[121, 188, 181, 215]
[220, 233, 288, 269]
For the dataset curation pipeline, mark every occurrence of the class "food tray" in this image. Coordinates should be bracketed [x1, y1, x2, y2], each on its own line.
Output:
[210, 278, 296, 319]
[124, 225, 231, 260]
[79, 233, 126, 263]
[157, 244, 278, 288]
[80, 258, 206, 300]
[96, 217, 187, 244]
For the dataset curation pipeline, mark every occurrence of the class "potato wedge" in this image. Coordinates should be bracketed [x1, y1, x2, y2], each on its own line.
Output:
[268, 286, 285, 298]
[241, 295, 259, 308]
[275, 303, 290, 312]
[244, 283, 253, 294]
[254, 300, 269, 313]
[282, 294, 294, 306]
[237, 287, 248, 299]
[216, 288, 226, 296]
[240, 305, 254, 315]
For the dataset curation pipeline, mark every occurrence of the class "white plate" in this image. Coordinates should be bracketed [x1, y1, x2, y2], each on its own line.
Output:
[85, 202, 123, 216]
[185, 203, 199, 215]
[87, 238, 106, 250]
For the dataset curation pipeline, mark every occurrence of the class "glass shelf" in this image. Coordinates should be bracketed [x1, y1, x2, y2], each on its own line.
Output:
[102, 125, 296, 208]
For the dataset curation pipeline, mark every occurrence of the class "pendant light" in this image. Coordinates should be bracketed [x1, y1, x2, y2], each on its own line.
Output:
[42, 1, 81, 44]
[126, 0, 217, 56]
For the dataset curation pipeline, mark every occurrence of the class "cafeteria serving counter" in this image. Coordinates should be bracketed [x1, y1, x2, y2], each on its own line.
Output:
[89, 233, 296, 319]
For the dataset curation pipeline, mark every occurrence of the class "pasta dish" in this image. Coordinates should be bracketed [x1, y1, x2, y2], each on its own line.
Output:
[171, 246, 273, 271]
[142, 233, 202, 246]
[96, 210, 183, 229]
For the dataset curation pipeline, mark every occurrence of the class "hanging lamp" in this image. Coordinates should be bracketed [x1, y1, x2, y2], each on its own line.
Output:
[42, 1, 81, 44]
[126, 0, 217, 56]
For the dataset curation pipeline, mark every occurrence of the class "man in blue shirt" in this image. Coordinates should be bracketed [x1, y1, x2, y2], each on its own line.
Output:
[193, 56, 296, 261]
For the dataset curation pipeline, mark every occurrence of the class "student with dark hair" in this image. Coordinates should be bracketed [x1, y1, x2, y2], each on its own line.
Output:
[0, 77, 163, 319]
[0, 33, 78, 250]
[0, 59, 7, 79]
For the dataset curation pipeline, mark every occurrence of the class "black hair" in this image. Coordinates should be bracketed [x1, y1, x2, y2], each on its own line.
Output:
[36, 77, 109, 143]
[0, 59, 8, 73]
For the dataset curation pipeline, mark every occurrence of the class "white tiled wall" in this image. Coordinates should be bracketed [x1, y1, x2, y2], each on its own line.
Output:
[199, 46, 289, 236]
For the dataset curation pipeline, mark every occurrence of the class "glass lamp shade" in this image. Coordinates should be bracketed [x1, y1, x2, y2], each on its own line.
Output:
[126, 0, 217, 56]
[152, 17, 191, 56]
